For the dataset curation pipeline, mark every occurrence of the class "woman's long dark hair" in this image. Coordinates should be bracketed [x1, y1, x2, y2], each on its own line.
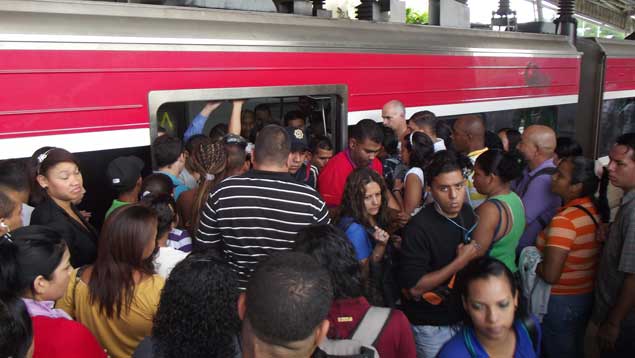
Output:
[152, 254, 240, 358]
[88, 205, 158, 319]
[337, 168, 391, 231]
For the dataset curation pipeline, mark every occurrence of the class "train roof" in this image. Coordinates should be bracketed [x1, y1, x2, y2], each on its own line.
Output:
[0, 0, 579, 57]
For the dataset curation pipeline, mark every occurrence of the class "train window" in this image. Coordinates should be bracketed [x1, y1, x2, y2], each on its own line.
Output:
[437, 103, 578, 146]
[598, 99, 635, 157]
[148, 85, 348, 150]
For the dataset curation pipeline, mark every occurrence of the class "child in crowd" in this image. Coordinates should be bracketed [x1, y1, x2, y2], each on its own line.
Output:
[105, 156, 144, 218]
[140, 194, 189, 278]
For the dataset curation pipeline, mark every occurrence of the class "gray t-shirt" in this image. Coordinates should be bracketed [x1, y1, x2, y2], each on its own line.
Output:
[592, 190, 635, 326]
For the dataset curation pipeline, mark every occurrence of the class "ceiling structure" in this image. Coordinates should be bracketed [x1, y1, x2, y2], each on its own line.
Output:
[542, 0, 635, 31]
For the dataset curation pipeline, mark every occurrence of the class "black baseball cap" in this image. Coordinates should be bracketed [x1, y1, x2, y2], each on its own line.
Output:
[285, 126, 308, 152]
[107, 156, 144, 191]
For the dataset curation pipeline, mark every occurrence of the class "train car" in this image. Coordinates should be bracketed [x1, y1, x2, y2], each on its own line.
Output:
[577, 37, 635, 160]
[0, 0, 581, 226]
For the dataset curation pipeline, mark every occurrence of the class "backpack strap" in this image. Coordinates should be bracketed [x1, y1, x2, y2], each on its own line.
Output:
[520, 315, 540, 354]
[573, 204, 599, 228]
[518, 167, 557, 198]
[72, 265, 88, 310]
[350, 307, 392, 347]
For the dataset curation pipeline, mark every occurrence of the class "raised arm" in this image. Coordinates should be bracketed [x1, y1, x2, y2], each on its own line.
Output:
[228, 99, 245, 136]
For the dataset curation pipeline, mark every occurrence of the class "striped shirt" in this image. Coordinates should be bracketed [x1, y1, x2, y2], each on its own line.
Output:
[536, 197, 600, 295]
[196, 170, 331, 289]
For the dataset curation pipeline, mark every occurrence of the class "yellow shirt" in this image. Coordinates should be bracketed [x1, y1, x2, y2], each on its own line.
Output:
[56, 268, 165, 358]
[467, 147, 488, 208]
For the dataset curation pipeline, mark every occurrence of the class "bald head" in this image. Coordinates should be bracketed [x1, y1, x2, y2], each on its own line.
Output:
[524, 125, 556, 153]
[452, 114, 486, 153]
[382, 100, 407, 137]
[517, 125, 556, 170]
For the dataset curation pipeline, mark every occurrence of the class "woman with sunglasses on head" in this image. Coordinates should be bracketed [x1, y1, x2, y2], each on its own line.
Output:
[0, 226, 105, 358]
[393, 131, 434, 217]
[439, 257, 541, 358]
[470, 149, 526, 272]
[56, 204, 164, 358]
[30, 148, 98, 267]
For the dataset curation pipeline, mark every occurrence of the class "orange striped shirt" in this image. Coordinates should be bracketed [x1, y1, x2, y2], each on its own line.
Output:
[536, 197, 600, 295]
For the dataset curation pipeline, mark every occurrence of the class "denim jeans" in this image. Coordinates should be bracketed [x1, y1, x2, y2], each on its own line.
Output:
[411, 324, 459, 358]
[542, 293, 593, 358]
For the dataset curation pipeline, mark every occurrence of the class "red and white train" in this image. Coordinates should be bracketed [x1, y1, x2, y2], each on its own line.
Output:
[1, 0, 634, 223]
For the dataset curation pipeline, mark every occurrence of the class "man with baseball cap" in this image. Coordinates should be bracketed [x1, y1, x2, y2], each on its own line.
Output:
[286, 126, 317, 188]
[105, 156, 144, 218]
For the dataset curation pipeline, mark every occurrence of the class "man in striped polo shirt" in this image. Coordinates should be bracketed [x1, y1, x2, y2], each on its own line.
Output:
[195, 125, 331, 289]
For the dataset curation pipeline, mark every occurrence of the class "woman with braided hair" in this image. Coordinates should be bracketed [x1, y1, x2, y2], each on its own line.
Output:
[176, 141, 227, 234]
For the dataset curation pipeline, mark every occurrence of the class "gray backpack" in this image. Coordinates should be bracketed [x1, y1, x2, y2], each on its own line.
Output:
[314, 307, 391, 358]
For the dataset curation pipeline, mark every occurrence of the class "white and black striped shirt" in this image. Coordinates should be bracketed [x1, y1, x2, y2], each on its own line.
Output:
[196, 170, 330, 289]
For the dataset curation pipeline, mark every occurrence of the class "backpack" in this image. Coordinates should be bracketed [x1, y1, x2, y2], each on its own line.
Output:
[314, 307, 392, 358]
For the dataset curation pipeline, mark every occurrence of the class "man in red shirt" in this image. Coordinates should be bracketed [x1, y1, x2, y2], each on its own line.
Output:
[318, 119, 385, 207]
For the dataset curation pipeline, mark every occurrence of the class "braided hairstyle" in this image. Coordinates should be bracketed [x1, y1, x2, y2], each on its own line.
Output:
[191, 142, 227, 236]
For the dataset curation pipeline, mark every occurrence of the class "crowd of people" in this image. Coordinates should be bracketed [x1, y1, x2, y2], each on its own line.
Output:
[1, 98, 634, 358]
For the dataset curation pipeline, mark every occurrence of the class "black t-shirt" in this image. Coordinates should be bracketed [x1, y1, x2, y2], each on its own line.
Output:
[398, 204, 475, 326]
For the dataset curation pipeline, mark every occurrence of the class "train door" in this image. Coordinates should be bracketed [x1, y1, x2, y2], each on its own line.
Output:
[148, 85, 348, 153]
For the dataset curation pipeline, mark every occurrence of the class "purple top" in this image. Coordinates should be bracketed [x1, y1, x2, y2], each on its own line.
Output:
[513, 158, 561, 253]
[22, 298, 72, 320]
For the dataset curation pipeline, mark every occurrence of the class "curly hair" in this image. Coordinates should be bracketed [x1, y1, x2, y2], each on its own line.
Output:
[294, 224, 363, 299]
[152, 254, 240, 358]
[337, 168, 391, 230]
[191, 142, 227, 235]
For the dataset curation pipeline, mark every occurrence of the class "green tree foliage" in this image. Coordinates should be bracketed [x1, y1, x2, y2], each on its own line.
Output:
[406, 8, 428, 25]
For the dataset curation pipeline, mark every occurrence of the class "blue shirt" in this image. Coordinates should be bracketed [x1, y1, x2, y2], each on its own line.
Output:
[155, 170, 189, 201]
[512, 158, 561, 253]
[183, 113, 206, 142]
[338, 217, 373, 260]
[438, 318, 541, 358]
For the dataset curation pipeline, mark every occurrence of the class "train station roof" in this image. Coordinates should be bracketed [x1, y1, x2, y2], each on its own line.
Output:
[554, 0, 635, 31]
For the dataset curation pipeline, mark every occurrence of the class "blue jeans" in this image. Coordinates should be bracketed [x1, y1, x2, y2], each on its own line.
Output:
[542, 293, 593, 358]
[411, 324, 459, 358]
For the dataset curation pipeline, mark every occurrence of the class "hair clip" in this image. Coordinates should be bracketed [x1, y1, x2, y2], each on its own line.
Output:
[205, 173, 215, 181]
[141, 190, 151, 198]
[37, 148, 56, 164]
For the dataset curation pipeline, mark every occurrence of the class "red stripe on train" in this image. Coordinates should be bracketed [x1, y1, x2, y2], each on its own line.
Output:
[0, 50, 580, 138]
